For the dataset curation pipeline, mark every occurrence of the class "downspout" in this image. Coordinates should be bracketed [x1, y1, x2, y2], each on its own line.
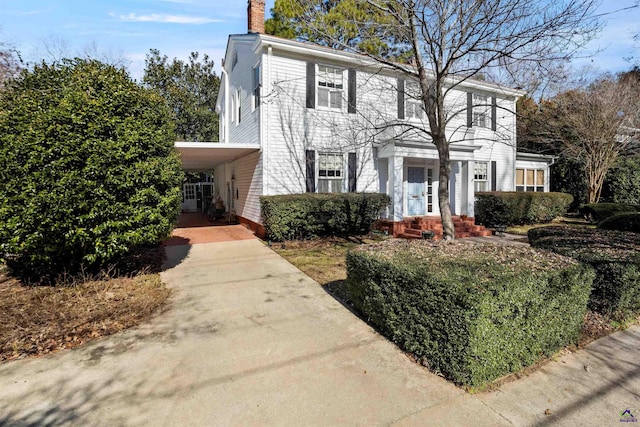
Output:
[264, 44, 272, 195]
[220, 64, 230, 143]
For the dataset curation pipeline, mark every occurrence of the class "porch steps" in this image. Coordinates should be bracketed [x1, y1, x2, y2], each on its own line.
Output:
[393, 216, 493, 240]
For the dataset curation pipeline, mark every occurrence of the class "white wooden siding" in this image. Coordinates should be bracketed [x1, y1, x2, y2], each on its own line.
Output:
[226, 39, 261, 146]
[228, 150, 263, 224]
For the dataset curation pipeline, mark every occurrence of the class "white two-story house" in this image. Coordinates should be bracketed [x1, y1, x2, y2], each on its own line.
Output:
[176, 0, 553, 237]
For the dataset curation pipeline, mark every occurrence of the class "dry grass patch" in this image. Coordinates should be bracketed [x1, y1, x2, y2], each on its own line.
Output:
[0, 262, 170, 363]
[506, 217, 593, 235]
[272, 235, 385, 303]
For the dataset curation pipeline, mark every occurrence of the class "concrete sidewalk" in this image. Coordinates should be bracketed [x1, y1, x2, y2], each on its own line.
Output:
[0, 239, 638, 426]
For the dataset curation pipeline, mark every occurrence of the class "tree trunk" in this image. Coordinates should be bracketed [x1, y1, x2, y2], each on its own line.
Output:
[435, 136, 455, 240]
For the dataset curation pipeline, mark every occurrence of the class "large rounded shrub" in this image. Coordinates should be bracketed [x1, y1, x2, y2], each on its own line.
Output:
[0, 59, 183, 280]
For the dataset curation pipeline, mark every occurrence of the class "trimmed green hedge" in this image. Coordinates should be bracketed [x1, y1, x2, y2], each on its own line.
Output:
[598, 213, 640, 234]
[579, 203, 640, 223]
[260, 193, 390, 241]
[528, 226, 640, 318]
[346, 241, 592, 388]
[602, 155, 640, 205]
[475, 192, 572, 227]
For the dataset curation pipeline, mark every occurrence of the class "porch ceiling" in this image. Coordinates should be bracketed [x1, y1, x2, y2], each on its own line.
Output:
[175, 142, 260, 172]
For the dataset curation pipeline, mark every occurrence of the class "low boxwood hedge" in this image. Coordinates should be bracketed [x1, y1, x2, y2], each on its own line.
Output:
[260, 193, 390, 241]
[346, 240, 592, 388]
[598, 213, 640, 234]
[528, 226, 640, 318]
[475, 192, 572, 227]
[579, 203, 640, 223]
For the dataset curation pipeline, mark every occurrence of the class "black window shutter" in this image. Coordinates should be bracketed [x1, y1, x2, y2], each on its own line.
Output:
[306, 62, 315, 109]
[491, 161, 497, 191]
[491, 96, 497, 131]
[467, 92, 473, 127]
[348, 152, 357, 192]
[305, 150, 316, 193]
[397, 78, 405, 120]
[348, 69, 357, 114]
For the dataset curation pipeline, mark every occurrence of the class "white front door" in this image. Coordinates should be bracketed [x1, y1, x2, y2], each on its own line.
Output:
[182, 183, 198, 212]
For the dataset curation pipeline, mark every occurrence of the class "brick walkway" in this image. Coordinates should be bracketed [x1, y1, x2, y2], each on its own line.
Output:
[163, 212, 256, 246]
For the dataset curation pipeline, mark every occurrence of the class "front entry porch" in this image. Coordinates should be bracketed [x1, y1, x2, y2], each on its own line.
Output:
[377, 142, 480, 223]
[375, 216, 492, 240]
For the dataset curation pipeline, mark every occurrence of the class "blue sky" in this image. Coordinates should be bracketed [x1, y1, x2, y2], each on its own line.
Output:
[0, 0, 637, 82]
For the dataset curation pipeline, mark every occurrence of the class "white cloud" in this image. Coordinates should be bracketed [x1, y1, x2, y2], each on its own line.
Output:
[119, 13, 223, 25]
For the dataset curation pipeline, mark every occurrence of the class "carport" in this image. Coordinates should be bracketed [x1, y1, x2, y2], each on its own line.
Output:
[175, 142, 260, 213]
[165, 142, 261, 245]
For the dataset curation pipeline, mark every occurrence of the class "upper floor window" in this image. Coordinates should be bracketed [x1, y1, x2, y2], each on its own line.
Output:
[318, 152, 343, 193]
[406, 82, 424, 120]
[474, 162, 489, 192]
[516, 168, 545, 192]
[253, 65, 260, 110]
[473, 93, 490, 128]
[317, 65, 344, 109]
[234, 88, 242, 125]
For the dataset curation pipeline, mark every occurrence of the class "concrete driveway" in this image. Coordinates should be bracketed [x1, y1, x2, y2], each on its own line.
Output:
[1, 239, 639, 426]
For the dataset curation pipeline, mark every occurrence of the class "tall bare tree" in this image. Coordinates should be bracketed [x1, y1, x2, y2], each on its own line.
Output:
[533, 76, 640, 204]
[268, 0, 600, 239]
[35, 35, 129, 68]
[0, 40, 21, 91]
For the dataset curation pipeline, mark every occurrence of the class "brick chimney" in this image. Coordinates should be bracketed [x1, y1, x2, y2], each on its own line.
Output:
[247, 0, 265, 34]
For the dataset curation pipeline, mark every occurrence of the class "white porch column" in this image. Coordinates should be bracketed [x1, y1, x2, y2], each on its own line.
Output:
[388, 155, 404, 221]
[464, 160, 475, 217]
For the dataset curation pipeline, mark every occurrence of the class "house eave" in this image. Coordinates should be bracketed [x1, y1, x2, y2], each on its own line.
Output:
[515, 152, 557, 164]
[248, 34, 526, 98]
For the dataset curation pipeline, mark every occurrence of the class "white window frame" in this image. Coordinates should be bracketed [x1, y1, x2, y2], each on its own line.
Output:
[473, 93, 490, 129]
[220, 111, 226, 142]
[252, 64, 261, 111]
[317, 65, 345, 110]
[234, 88, 242, 125]
[405, 81, 424, 121]
[317, 152, 344, 193]
[516, 168, 546, 192]
[474, 161, 489, 192]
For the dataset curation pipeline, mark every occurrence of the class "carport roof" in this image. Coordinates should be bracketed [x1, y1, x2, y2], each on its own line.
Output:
[175, 142, 260, 172]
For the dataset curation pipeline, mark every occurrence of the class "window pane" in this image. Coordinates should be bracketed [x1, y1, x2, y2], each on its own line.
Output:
[318, 88, 329, 107]
[536, 170, 544, 186]
[318, 153, 344, 189]
[475, 181, 488, 192]
[516, 186, 525, 192]
[318, 178, 343, 193]
[317, 65, 343, 109]
[330, 91, 342, 109]
[526, 170, 534, 186]
[516, 169, 524, 185]
[319, 154, 327, 169]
